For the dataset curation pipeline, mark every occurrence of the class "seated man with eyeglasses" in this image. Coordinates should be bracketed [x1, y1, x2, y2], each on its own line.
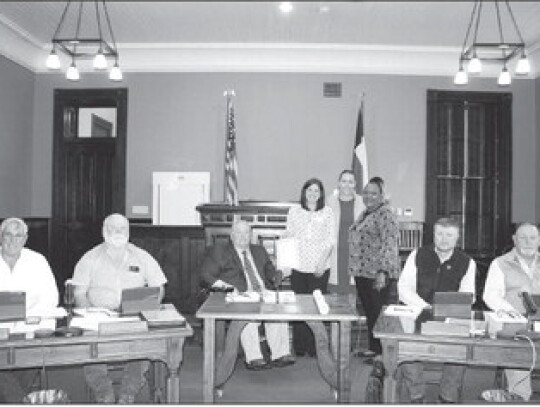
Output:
[0, 218, 59, 402]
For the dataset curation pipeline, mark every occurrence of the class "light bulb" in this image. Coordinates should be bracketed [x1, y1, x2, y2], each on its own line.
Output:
[279, 2, 293, 13]
[109, 62, 122, 81]
[46, 50, 61, 69]
[93, 51, 107, 70]
[497, 66, 511, 86]
[515, 55, 530, 75]
[467, 56, 482, 74]
[66, 61, 80, 81]
[454, 66, 468, 85]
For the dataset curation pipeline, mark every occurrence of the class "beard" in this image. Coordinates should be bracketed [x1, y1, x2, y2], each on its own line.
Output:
[104, 233, 128, 248]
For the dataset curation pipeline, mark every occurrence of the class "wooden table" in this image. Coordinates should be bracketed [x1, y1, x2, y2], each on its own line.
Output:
[196, 293, 361, 403]
[373, 310, 540, 403]
[0, 324, 193, 403]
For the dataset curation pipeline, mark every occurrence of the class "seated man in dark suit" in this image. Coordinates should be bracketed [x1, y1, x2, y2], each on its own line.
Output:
[199, 220, 295, 370]
[397, 217, 476, 403]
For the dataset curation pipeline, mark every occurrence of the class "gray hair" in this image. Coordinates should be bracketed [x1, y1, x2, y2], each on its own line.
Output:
[0, 217, 28, 235]
[103, 213, 129, 228]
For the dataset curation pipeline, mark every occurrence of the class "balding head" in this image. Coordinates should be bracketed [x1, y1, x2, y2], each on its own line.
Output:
[102, 213, 130, 248]
[513, 223, 540, 260]
[230, 220, 251, 251]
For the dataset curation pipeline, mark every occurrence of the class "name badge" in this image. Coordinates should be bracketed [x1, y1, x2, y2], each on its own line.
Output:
[129, 265, 140, 273]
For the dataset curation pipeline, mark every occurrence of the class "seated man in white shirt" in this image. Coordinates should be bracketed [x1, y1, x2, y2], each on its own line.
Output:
[397, 217, 476, 403]
[483, 222, 540, 402]
[72, 213, 167, 403]
[199, 220, 295, 370]
[0, 217, 59, 402]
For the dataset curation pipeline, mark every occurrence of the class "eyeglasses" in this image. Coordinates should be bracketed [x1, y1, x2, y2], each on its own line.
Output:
[1, 233, 27, 241]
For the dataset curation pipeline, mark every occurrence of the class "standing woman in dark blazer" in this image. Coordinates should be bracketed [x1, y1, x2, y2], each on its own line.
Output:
[349, 176, 400, 358]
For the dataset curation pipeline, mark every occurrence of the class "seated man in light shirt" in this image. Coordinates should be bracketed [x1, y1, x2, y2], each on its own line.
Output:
[483, 222, 540, 402]
[72, 213, 167, 403]
[0, 217, 59, 402]
[199, 220, 295, 370]
[397, 217, 476, 403]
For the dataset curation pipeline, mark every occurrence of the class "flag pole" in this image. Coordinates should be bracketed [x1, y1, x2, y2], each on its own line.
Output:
[223, 89, 239, 207]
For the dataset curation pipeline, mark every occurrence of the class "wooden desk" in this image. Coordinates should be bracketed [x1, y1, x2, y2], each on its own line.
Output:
[196, 293, 361, 403]
[0, 325, 193, 403]
[373, 311, 540, 403]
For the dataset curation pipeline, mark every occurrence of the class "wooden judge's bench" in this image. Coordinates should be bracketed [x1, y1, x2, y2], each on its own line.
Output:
[196, 201, 295, 262]
[196, 201, 424, 265]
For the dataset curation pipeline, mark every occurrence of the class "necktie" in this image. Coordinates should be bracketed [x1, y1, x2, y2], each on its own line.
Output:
[243, 250, 262, 292]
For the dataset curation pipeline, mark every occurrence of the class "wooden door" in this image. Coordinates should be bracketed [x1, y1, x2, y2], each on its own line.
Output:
[425, 90, 512, 259]
[50, 88, 127, 294]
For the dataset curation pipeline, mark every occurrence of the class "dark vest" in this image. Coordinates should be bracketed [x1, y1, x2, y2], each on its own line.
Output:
[415, 246, 471, 304]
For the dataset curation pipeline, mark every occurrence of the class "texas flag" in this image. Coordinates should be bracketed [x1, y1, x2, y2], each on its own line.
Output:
[352, 99, 369, 193]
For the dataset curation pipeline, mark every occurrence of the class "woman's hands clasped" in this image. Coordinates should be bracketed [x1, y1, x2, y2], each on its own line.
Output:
[373, 271, 387, 291]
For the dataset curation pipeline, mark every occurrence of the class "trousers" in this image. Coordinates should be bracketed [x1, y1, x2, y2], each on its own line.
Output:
[240, 322, 290, 362]
[0, 370, 39, 402]
[398, 362, 465, 402]
[290, 269, 329, 355]
[354, 276, 390, 355]
[505, 368, 531, 401]
[84, 361, 149, 403]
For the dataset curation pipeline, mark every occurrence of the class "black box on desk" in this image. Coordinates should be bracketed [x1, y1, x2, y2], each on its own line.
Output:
[433, 292, 473, 319]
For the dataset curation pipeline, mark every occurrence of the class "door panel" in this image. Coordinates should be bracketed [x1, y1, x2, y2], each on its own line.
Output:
[51, 89, 127, 296]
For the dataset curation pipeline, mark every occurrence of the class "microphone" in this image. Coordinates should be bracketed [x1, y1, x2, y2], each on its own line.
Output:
[519, 291, 538, 316]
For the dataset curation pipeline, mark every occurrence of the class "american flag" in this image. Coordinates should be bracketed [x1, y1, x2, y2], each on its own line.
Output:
[224, 92, 239, 205]
[352, 98, 369, 193]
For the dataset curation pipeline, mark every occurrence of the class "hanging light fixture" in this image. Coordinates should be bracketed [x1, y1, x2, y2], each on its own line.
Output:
[454, 1, 530, 86]
[46, 1, 122, 81]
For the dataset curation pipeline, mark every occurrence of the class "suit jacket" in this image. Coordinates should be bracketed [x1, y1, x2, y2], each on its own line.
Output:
[199, 240, 278, 291]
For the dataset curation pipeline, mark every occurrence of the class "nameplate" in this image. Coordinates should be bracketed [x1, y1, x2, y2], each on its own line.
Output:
[98, 320, 148, 335]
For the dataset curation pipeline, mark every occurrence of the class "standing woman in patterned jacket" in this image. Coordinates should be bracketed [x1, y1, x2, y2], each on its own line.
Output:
[284, 178, 335, 357]
[349, 176, 400, 359]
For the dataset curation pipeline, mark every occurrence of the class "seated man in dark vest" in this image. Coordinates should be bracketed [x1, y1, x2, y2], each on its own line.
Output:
[397, 217, 476, 403]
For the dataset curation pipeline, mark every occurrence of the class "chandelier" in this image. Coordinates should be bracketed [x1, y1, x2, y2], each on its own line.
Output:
[454, 1, 530, 86]
[46, 1, 122, 81]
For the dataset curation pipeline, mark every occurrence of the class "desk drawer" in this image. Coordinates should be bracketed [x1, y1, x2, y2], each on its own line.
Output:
[473, 346, 539, 368]
[400, 342, 467, 361]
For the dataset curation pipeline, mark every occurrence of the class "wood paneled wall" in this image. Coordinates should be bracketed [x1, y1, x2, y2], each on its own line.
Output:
[130, 224, 207, 314]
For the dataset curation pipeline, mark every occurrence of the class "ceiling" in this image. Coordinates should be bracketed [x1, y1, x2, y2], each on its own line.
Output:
[1, 1, 540, 78]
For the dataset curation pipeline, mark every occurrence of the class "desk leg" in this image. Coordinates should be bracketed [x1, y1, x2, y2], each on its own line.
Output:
[203, 318, 216, 403]
[215, 320, 248, 388]
[306, 321, 337, 388]
[337, 321, 352, 403]
[381, 339, 398, 403]
[166, 337, 185, 403]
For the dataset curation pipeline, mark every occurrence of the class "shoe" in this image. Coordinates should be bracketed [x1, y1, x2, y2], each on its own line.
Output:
[245, 358, 270, 370]
[307, 349, 316, 357]
[295, 350, 306, 357]
[117, 393, 136, 404]
[271, 354, 296, 368]
[438, 395, 455, 404]
[359, 350, 376, 358]
[410, 396, 424, 404]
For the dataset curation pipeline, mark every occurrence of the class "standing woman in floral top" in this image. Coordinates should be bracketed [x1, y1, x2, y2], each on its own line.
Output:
[285, 178, 335, 356]
[349, 176, 399, 358]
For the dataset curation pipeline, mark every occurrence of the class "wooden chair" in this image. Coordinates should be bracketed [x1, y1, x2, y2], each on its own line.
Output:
[398, 221, 424, 265]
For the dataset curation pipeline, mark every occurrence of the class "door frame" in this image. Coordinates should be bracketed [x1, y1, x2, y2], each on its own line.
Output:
[50, 88, 128, 288]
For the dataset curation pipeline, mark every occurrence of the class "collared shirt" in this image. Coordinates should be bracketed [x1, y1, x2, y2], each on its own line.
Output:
[234, 246, 265, 292]
[72, 242, 167, 310]
[0, 248, 59, 315]
[398, 248, 476, 308]
[483, 249, 540, 312]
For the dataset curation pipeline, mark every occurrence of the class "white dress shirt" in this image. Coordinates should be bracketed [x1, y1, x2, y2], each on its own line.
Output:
[398, 248, 476, 308]
[235, 247, 265, 292]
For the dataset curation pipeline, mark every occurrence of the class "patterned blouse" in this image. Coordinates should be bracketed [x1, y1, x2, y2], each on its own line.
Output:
[348, 203, 400, 280]
[286, 205, 335, 273]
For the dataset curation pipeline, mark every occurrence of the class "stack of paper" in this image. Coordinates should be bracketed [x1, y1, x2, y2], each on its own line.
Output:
[141, 304, 186, 328]
[384, 305, 423, 318]
[225, 292, 261, 303]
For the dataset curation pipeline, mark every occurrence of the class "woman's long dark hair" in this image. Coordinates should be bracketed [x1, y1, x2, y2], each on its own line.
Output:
[300, 178, 325, 211]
